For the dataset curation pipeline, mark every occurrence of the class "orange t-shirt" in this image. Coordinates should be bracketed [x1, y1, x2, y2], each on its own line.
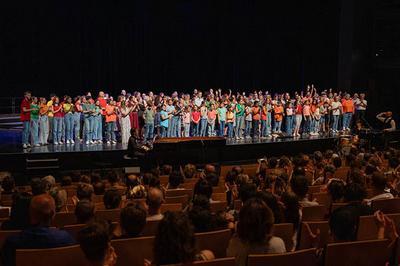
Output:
[274, 106, 284, 121]
[342, 99, 354, 113]
[39, 103, 49, 116]
[252, 106, 261, 121]
[105, 105, 117, 122]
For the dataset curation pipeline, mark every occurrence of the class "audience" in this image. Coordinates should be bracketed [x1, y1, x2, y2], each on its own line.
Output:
[290, 175, 319, 207]
[118, 203, 147, 238]
[1, 176, 16, 195]
[75, 199, 95, 224]
[103, 189, 122, 210]
[146, 187, 164, 221]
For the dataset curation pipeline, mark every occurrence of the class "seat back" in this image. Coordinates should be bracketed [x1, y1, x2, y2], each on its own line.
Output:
[330, 203, 347, 213]
[0, 208, 10, 218]
[141, 220, 161, 236]
[298, 221, 330, 249]
[308, 186, 322, 194]
[165, 189, 193, 198]
[62, 224, 86, 240]
[324, 239, 390, 266]
[333, 167, 350, 181]
[161, 203, 182, 213]
[248, 248, 317, 266]
[357, 215, 378, 241]
[210, 201, 228, 213]
[111, 236, 155, 266]
[159, 175, 169, 185]
[0, 230, 20, 248]
[52, 212, 77, 227]
[15, 245, 88, 266]
[310, 192, 330, 208]
[211, 193, 226, 202]
[301, 205, 327, 221]
[272, 223, 294, 251]
[95, 209, 121, 222]
[372, 198, 400, 214]
[195, 229, 231, 258]
[165, 195, 189, 205]
[193, 257, 236, 266]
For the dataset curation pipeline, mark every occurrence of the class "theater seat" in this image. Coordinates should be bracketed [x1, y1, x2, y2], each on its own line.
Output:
[324, 239, 390, 266]
[195, 229, 231, 258]
[210, 201, 227, 213]
[165, 195, 189, 205]
[161, 203, 183, 213]
[52, 212, 77, 227]
[141, 220, 161, 236]
[247, 248, 317, 266]
[165, 189, 193, 198]
[15, 245, 88, 266]
[0, 230, 21, 248]
[298, 221, 330, 249]
[192, 257, 235, 266]
[95, 209, 121, 222]
[272, 223, 294, 251]
[372, 198, 400, 214]
[302, 205, 327, 221]
[111, 236, 155, 266]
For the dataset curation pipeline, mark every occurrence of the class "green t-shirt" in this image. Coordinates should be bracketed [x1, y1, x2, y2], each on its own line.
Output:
[30, 103, 39, 120]
[236, 104, 245, 116]
[217, 107, 227, 121]
[143, 108, 155, 124]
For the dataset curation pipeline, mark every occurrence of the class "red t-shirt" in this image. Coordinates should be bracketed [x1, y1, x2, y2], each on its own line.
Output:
[20, 98, 31, 121]
[295, 105, 303, 115]
[98, 97, 107, 116]
[53, 105, 63, 118]
[192, 111, 200, 123]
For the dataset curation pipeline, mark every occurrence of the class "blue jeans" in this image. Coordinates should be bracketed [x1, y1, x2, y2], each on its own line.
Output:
[245, 120, 252, 137]
[184, 123, 190, 137]
[53, 117, 63, 143]
[227, 122, 234, 138]
[219, 121, 226, 137]
[274, 120, 282, 133]
[30, 119, 39, 145]
[84, 116, 94, 141]
[200, 118, 207, 136]
[266, 113, 272, 135]
[192, 122, 200, 136]
[144, 123, 154, 140]
[73, 113, 81, 141]
[93, 115, 102, 140]
[310, 117, 315, 133]
[314, 119, 320, 133]
[332, 115, 340, 131]
[261, 120, 267, 137]
[160, 126, 168, 137]
[208, 120, 215, 136]
[64, 113, 74, 141]
[285, 116, 293, 135]
[167, 118, 174, 137]
[106, 121, 116, 141]
[303, 116, 311, 134]
[252, 120, 260, 137]
[22, 121, 30, 145]
[343, 113, 352, 130]
[173, 117, 181, 137]
[235, 116, 244, 138]
[39, 115, 49, 144]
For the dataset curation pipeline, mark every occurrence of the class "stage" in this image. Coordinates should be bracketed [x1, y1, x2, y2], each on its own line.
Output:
[0, 129, 339, 175]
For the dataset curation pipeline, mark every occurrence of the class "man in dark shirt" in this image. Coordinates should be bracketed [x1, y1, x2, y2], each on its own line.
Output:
[1, 194, 75, 266]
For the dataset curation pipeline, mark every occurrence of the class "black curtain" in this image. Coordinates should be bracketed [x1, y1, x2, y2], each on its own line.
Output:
[0, 0, 340, 97]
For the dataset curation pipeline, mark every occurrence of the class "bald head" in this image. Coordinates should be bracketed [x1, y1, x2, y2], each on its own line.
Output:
[146, 188, 164, 215]
[30, 194, 56, 226]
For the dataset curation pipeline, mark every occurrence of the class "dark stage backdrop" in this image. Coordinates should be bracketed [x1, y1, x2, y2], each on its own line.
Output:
[0, 0, 340, 97]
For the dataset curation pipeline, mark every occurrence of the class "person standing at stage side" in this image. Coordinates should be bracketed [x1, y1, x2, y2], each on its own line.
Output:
[235, 99, 245, 139]
[182, 106, 191, 137]
[312, 101, 321, 136]
[331, 96, 342, 133]
[105, 100, 118, 144]
[82, 96, 94, 145]
[46, 94, 55, 143]
[143, 101, 155, 141]
[285, 101, 294, 136]
[200, 102, 208, 137]
[172, 101, 182, 137]
[30, 97, 40, 147]
[302, 99, 311, 135]
[341, 94, 354, 132]
[20, 91, 32, 149]
[252, 101, 261, 138]
[63, 96, 74, 144]
[244, 102, 252, 138]
[39, 97, 49, 146]
[93, 100, 103, 144]
[119, 100, 133, 144]
[260, 101, 268, 139]
[273, 101, 284, 134]
[51, 96, 63, 145]
[226, 105, 235, 139]
[97, 91, 107, 142]
[266, 96, 273, 137]
[166, 99, 175, 137]
[293, 99, 303, 137]
[73, 97, 83, 143]
[160, 104, 170, 138]
[207, 104, 217, 137]
[355, 93, 369, 128]
[217, 102, 227, 137]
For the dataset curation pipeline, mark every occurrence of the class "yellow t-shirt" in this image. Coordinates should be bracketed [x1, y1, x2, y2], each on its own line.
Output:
[47, 100, 54, 117]
[63, 103, 73, 114]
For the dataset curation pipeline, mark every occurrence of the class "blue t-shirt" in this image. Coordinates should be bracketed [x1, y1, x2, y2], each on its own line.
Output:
[217, 107, 227, 122]
[160, 110, 169, 128]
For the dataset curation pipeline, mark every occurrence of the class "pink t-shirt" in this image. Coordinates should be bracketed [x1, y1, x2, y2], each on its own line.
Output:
[183, 112, 191, 124]
[208, 110, 217, 120]
[303, 105, 311, 116]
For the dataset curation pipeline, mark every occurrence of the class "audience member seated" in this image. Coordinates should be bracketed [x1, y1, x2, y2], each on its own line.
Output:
[72, 183, 94, 205]
[194, 180, 213, 202]
[166, 171, 184, 190]
[344, 183, 374, 216]
[126, 174, 147, 199]
[183, 164, 197, 180]
[238, 183, 257, 204]
[204, 164, 217, 176]
[75, 199, 95, 224]
[1, 192, 32, 230]
[60, 176, 72, 187]
[93, 182, 106, 196]
[329, 207, 359, 242]
[205, 173, 219, 187]
[78, 220, 117, 266]
[290, 175, 318, 207]
[42, 175, 67, 212]
[327, 180, 345, 203]
[117, 203, 147, 238]
[107, 171, 125, 191]
[146, 187, 164, 221]
[103, 189, 122, 210]
[366, 171, 394, 204]
[1, 176, 16, 195]
[1, 194, 75, 266]
[188, 206, 214, 233]
[227, 198, 286, 266]
[256, 191, 283, 224]
[150, 211, 214, 265]
[30, 178, 47, 196]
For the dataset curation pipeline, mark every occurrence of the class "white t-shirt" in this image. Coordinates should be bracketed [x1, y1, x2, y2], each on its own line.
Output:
[355, 99, 367, 111]
[331, 101, 342, 116]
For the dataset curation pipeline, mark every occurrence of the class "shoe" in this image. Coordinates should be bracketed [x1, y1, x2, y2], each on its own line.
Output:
[54, 142, 59, 145]
[70, 139, 75, 144]
[112, 140, 117, 144]
[97, 140, 103, 144]
[27, 143, 31, 147]
[59, 141, 64, 145]
[34, 144, 40, 147]
[107, 141, 111, 144]
[90, 140, 95, 144]
[23, 144, 28, 149]
[66, 140, 70, 144]
[85, 141, 90, 145]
